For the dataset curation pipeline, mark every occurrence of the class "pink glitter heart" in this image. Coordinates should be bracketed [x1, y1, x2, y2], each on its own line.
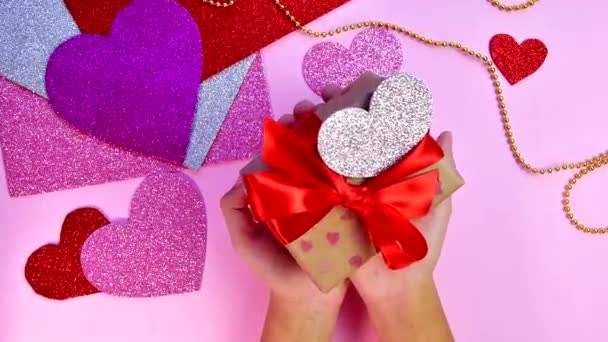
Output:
[303, 27, 403, 95]
[326, 232, 340, 246]
[301, 240, 314, 253]
[80, 172, 206, 297]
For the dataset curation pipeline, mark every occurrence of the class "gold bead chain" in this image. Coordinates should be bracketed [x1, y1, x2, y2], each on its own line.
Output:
[203, 0, 604, 234]
[201, 0, 235, 7]
[487, 0, 540, 11]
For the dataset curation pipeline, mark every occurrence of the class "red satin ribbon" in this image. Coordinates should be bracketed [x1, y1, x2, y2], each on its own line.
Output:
[243, 114, 444, 269]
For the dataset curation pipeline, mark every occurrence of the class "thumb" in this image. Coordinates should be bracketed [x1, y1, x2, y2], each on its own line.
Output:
[436, 131, 455, 168]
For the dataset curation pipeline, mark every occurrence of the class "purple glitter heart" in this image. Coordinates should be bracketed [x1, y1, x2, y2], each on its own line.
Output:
[80, 172, 207, 297]
[45, 0, 202, 163]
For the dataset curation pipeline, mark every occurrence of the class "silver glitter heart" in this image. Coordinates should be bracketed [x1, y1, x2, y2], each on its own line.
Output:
[317, 73, 432, 178]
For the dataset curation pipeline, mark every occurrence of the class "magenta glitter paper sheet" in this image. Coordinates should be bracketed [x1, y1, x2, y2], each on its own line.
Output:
[0, 77, 177, 197]
[0, 56, 273, 196]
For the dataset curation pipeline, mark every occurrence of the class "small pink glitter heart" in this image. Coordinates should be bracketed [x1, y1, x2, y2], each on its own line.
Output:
[301, 240, 313, 252]
[303, 27, 403, 95]
[80, 172, 206, 297]
[326, 232, 340, 246]
[349, 255, 363, 268]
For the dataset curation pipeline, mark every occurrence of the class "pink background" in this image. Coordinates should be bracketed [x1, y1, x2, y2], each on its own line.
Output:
[2, 0, 608, 341]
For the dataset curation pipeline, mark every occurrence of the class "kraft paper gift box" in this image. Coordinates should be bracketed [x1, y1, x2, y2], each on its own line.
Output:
[241, 114, 464, 293]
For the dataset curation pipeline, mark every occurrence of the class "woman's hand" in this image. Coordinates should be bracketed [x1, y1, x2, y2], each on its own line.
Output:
[220, 97, 348, 341]
[349, 134, 456, 342]
[314, 72, 457, 342]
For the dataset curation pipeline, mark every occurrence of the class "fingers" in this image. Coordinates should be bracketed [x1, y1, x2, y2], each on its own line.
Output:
[277, 114, 295, 127]
[417, 132, 456, 250]
[320, 84, 342, 102]
[315, 72, 385, 121]
[292, 100, 316, 120]
[436, 131, 455, 168]
[220, 180, 258, 250]
[221, 179, 297, 281]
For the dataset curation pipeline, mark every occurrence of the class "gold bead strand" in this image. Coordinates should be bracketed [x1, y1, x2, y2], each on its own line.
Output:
[562, 155, 608, 234]
[201, 0, 236, 7]
[487, 0, 539, 11]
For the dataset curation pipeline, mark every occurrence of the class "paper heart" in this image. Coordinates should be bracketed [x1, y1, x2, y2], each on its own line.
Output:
[46, 0, 202, 163]
[25, 208, 108, 300]
[317, 73, 432, 178]
[80, 172, 207, 297]
[303, 28, 402, 95]
[489, 34, 548, 85]
[64, 0, 349, 80]
[326, 232, 340, 246]
[300, 240, 314, 253]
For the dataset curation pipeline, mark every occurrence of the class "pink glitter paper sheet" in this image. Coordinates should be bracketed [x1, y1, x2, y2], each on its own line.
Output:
[0, 77, 176, 197]
[204, 54, 272, 165]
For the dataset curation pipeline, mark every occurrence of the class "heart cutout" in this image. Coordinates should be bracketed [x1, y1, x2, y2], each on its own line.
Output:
[25, 208, 108, 300]
[303, 27, 403, 95]
[317, 73, 432, 178]
[489, 33, 548, 85]
[80, 172, 207, 297]
[300, 240, 314, 253]
[46, 0, 202, 163]
[326, 232, 340, 246]
[348, 255, 363, 268]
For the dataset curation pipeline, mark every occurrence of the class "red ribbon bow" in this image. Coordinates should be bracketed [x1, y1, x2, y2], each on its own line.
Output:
[243, 114, 444, 269]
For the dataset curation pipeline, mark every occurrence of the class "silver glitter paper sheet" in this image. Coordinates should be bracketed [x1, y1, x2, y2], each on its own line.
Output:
[317, 73, 433, 178]
[184, 54, 256, 169]
[0, 0, 79, 97]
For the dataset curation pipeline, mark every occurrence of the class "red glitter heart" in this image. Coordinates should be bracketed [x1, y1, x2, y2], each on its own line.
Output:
[64, 0, 349, 80]
[489, 34, 548, 85]
[25, 208, 108, 300]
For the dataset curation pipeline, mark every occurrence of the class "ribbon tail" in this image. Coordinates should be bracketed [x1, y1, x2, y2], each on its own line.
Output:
[365, 210, 429, 270]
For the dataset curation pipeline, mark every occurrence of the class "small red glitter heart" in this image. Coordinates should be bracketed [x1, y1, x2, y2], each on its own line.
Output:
[489, 34, 548, 85]
[300, 240, 314, 253]
[24, 208, 108, 300]
[326, 232, 340, 245]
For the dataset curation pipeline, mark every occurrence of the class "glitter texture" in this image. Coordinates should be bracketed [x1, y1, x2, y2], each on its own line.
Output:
[204, 54, 272, 165]
[80, 172, 207, 297]
[317, 73, 433, 178]
[0, 0, 79, 96]
[0, 77, 177, 197]
[489, 34, 548, 85]
[25, 208, 108, 300]
[185, 55, 256, 169]
[46, 0, 202, 163]
[303, 28, 403, 95]
[64, 0, 350, 80]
